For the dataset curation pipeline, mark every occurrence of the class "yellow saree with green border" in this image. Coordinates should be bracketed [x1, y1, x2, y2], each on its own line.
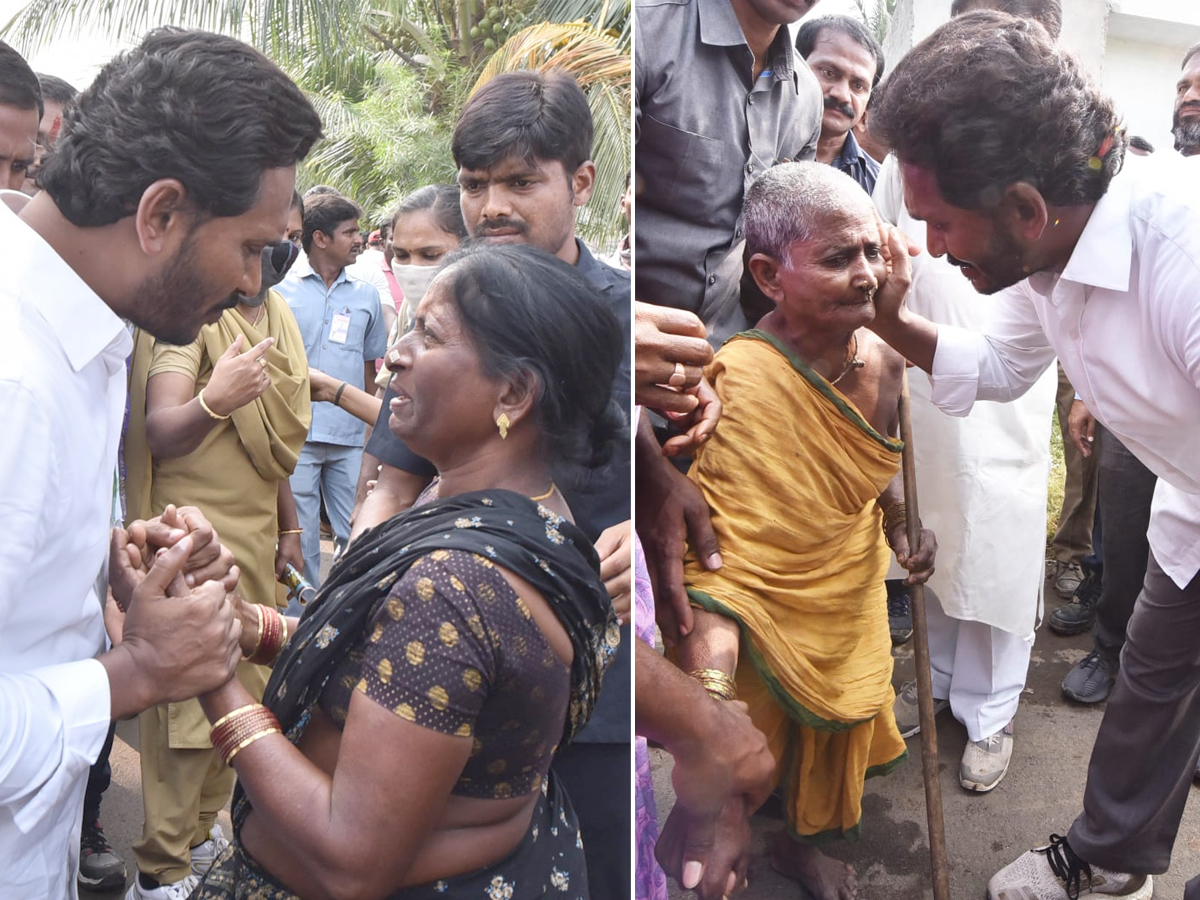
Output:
[684, 330, 907, 842]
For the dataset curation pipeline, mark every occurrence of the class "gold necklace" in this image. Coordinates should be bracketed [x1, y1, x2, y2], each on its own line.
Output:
[243, 305, 266, 327]
[829, 333, 866, 386]
[529, 483, 557, 502]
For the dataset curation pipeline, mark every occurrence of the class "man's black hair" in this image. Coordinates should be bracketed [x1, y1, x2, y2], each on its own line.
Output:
[36, 73, 77, 106]
[1129, 135, 1155, 154]
[452, 71, 593, 174]
[950, 0, 1062, 40]
[796, 15, 886, 88]
[39, 28, 322, 227]
[302, 192, 362, 253]
[0, 40, 42, 119]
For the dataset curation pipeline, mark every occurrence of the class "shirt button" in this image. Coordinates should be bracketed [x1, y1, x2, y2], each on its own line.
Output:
[708, 275, 717, 285]
[745, 163, 754, 175]
[735, 227, 743, 239]
[748, 95, 755, 106]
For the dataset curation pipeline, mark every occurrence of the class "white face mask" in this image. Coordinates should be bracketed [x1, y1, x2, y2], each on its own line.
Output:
[390, 262, 440, 312]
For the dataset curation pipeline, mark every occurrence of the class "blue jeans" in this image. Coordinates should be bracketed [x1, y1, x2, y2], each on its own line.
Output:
[288, 441, 362, 595]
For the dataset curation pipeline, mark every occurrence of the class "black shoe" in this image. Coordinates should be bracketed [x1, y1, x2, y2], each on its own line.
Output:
[1049, 566, 1102, 635]
[1061, 649, 1117, 704]
[887, 582, 913, 646]
[78, 819, 127, 892]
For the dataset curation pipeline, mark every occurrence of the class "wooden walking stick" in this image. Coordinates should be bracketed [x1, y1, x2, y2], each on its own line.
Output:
[897, 369, 952, 900]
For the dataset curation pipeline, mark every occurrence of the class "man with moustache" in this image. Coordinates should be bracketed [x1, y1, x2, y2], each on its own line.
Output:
[0, 27, 322, 900]
[1174, 43, 1200, 156]
[796, 14, 883, 194]
[354, 71, 634, 900]
[276, 191, 387, 590]
[867, 13, 1200, 898]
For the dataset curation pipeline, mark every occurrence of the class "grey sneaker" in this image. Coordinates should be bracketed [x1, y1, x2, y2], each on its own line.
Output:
[78, 819, 127, 892]
[1062, 650, 1118, 704]
[961, 719, 1015, 792]
[987, 834, 1153, 899]
[893, 679, 949, 739]
[1054, 561, 1084, 599]
[125, 873, 201, 900]
[189, 823, 229, 877]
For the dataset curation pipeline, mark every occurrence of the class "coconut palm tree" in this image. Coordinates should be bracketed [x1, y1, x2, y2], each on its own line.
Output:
[1, 0, 631, 250]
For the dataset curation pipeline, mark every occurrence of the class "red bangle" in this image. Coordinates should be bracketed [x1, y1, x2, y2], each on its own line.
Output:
[210, 704, 281, 765]
[247, 605, 289, 665]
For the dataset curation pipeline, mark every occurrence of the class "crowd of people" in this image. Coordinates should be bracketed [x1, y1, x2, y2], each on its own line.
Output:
[0, 26, 630, 900]
[3, 0, 1200, 898]
[634, 0, 1200, 899]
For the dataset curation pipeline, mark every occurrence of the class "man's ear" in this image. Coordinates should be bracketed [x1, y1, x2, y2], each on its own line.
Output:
[312, 228, 331, 250]
[1001, 181, 1050, 242]
[134, 179, 192, 257]
[493, 368, 540, 432]
[570, 160, 596, 208]
[747, 252, 785, 305]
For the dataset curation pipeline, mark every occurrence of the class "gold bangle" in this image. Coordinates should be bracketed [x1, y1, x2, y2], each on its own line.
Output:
[224, 726, 281, 765]
[210, 703, 260, 732]
[244, 603, 264, 661]
[688, 667, 737, 702]
[197, 389, 230, 421]
[277, 528, 303, 535]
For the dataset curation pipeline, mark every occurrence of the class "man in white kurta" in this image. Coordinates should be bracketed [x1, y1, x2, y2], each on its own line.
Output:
[874, 156, 1054, 793]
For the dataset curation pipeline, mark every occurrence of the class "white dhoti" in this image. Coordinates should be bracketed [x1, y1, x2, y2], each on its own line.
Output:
[874, 156, 1054, 738]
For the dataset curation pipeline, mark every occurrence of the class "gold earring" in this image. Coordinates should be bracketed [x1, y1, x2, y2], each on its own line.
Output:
[496, 413, 510, 440]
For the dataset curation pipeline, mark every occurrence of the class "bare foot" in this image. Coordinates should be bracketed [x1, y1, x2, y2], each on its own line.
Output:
[768, 830, 858, 900]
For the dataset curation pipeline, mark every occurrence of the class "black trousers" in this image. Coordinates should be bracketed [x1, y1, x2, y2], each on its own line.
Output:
[552, 742, 630, 900]
[83, 721, 117, 824]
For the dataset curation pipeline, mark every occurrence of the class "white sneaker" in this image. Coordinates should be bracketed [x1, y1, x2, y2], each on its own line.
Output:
[125, 872, 201, 900]
[189, 823, 230, 876]
[988, 835, 1153, 899]
[961, 719, 1015, 792]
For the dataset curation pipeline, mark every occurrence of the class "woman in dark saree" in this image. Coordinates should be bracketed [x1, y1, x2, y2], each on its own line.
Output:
[186, 243, 626, 900]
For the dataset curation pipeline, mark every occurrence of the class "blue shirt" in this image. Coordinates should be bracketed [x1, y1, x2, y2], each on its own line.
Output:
[278, 254, 387, 446]
[833, 128, 881, 196]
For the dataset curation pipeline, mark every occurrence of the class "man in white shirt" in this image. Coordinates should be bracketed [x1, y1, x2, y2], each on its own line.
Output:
[0, 29, 323, 900]
[869, 12, 1200, 900]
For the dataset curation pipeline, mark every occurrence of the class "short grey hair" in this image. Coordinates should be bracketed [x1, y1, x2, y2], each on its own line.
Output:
[743, 161, 875, 262]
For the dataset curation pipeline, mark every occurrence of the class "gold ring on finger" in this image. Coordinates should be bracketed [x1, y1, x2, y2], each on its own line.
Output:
[668, 362, 687, 388]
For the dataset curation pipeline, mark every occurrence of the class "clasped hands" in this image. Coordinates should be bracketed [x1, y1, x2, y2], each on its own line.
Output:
[106, 504, 245, 710]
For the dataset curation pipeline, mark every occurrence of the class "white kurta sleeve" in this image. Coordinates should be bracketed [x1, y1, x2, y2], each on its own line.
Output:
[0, 381, 111, 829]
[929, 283, 1057, 415]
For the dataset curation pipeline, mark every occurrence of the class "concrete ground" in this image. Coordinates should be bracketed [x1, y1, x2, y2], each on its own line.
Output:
[652, 577, 1200, 900]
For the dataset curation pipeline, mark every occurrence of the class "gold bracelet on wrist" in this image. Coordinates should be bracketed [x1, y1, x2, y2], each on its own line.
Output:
[277, 528, 303, 535]
[688, 667, 737, 702]
[197, 389, 230, 421]
[244, 603, 264, 661]
[224, 726, 282, 764]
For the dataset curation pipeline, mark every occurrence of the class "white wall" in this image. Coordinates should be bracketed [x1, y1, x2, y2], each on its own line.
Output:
[1102, 37, 1190, 156]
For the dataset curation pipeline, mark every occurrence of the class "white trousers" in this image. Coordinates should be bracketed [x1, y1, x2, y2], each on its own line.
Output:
[924, 588, 1033, 742]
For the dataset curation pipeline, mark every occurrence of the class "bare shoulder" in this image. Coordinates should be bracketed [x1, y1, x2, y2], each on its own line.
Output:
[858, 329, 907, 381]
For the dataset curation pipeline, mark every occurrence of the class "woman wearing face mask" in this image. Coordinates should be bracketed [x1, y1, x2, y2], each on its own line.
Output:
[309, 185, 467, 426]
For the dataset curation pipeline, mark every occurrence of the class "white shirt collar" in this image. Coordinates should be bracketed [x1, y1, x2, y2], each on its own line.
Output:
[1058, 166, 1135, 294]
[0, 203, 130, 371]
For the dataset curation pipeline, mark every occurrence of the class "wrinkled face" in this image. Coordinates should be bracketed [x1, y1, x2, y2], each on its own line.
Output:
[770, 205, 884, 334]
[392, 208, 461, 267]
[1173, 54, 1200, 156]
[131, 166, 296, 345]
[315, 218, 363, 269]
[743, 0, 822, 26]
[900, 162, 1031, 295]
[458, 153, 583, 261]
[385, 274, 502, 467]
[805, 30, 875, 140]
[0, 102, 38, 192]
[285, 204, 304, 248]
